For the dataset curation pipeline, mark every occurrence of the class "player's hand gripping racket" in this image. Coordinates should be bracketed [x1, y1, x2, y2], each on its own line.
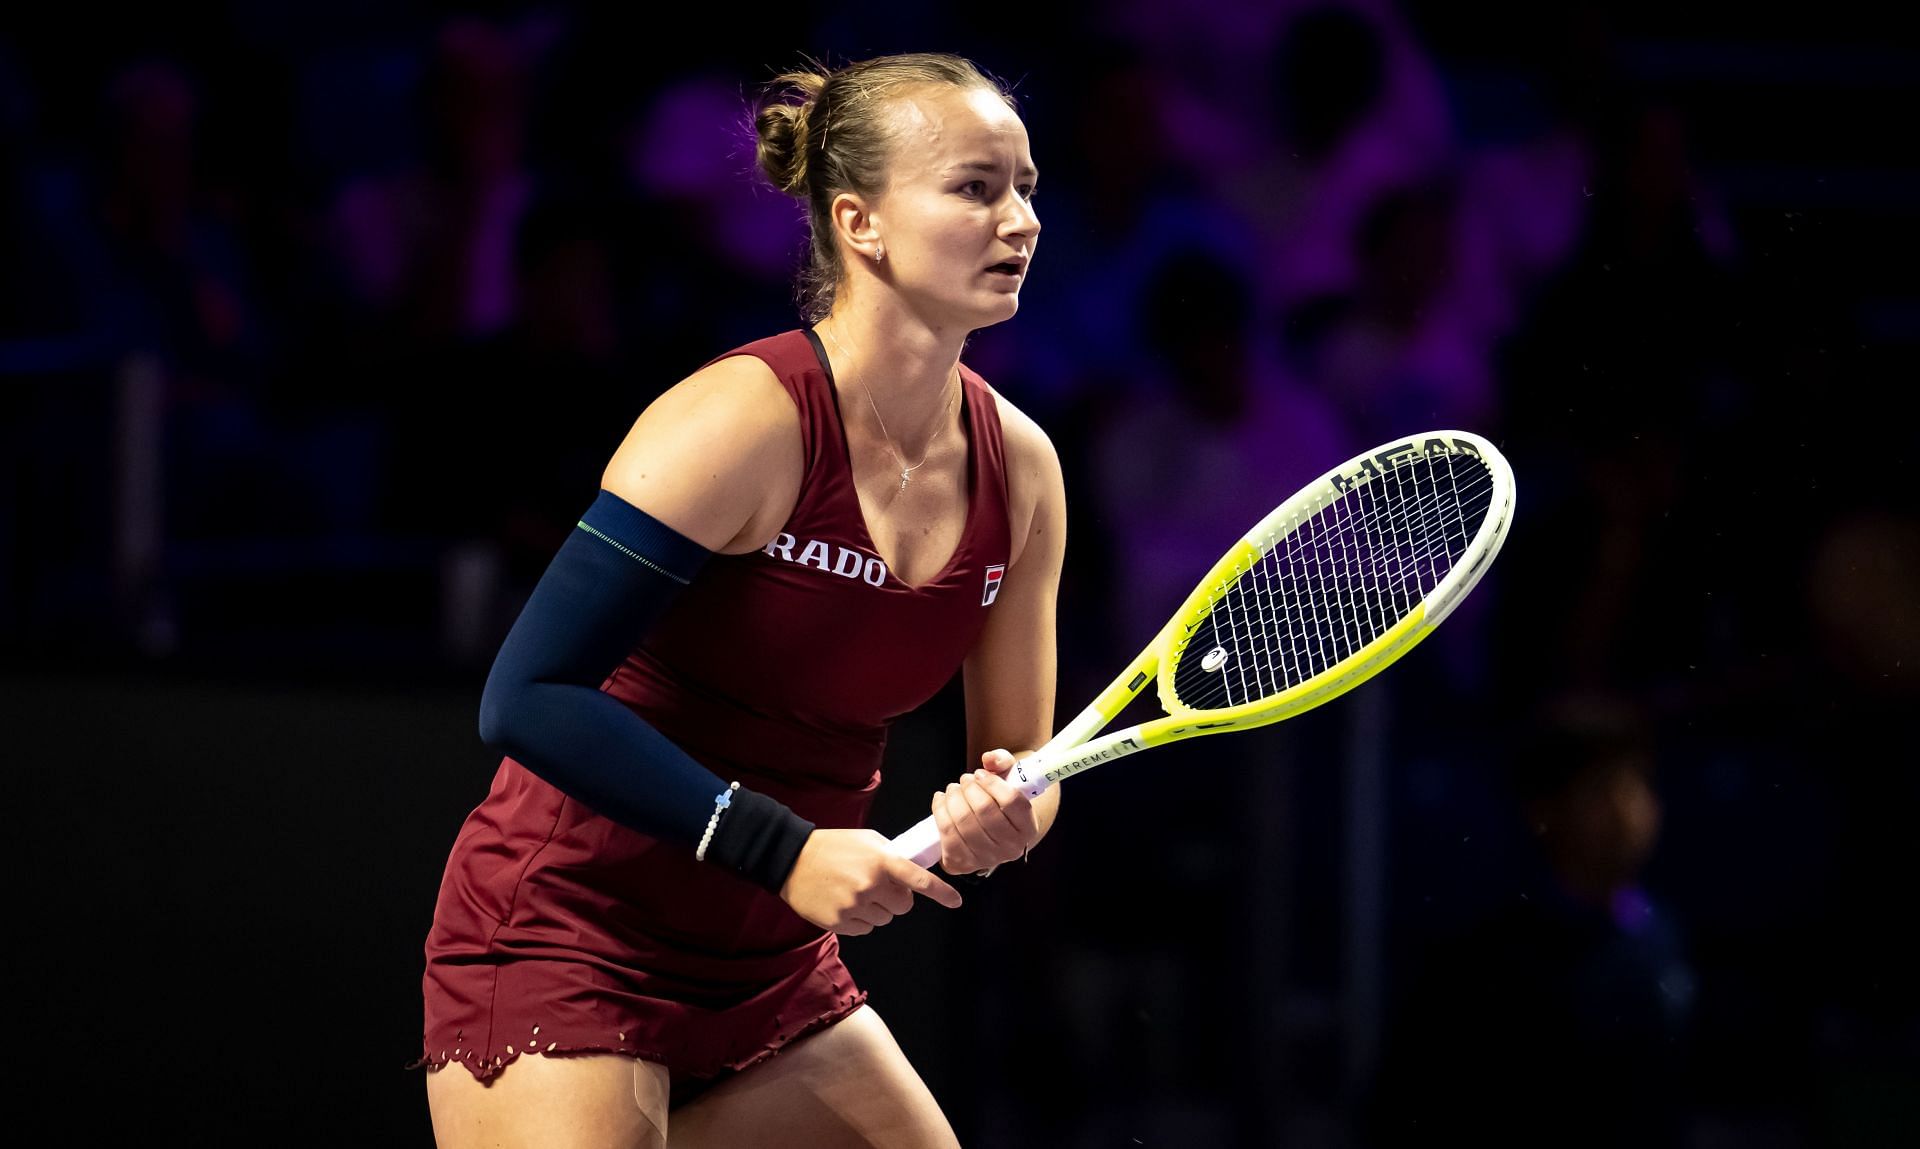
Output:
[888, 430, 1516, 869]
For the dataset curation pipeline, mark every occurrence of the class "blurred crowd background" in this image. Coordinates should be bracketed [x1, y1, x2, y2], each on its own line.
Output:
[4, 1, 1914, 1145]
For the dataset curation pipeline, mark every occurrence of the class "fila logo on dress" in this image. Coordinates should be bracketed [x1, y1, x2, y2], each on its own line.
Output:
[762, 533, 888, 586]
[982, 564, 1005, 606]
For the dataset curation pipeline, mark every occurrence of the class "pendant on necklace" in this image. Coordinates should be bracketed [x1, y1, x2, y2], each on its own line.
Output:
[899, 471, 911, 490]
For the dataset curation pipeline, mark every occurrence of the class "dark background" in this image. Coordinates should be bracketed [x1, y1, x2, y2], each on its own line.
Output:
[4, 2, 1914, 1145]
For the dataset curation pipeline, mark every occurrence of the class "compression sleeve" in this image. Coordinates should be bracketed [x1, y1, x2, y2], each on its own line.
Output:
[476, 489, 816, 894]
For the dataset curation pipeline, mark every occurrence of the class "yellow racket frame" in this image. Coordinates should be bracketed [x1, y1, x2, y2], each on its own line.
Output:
[889, 430, 1514, 867]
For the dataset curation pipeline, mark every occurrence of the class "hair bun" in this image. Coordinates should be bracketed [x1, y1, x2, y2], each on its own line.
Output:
[753, 69, 828, 198]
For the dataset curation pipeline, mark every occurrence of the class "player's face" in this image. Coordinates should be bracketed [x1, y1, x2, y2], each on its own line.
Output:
[873, 85, 1040, 331]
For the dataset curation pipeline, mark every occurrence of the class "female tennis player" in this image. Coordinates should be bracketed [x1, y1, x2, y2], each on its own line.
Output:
[416, 52, 1062, 1148]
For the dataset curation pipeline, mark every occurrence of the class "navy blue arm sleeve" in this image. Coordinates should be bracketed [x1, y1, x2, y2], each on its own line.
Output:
[476, 489, 815, 894]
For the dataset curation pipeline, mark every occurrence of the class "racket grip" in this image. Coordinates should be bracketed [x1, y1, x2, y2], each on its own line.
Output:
[887, 763, 1057, 869]
[890, 816, 945, 869]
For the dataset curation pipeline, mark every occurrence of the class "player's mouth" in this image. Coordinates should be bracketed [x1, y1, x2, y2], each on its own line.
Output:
[985, 254, 1028, 280]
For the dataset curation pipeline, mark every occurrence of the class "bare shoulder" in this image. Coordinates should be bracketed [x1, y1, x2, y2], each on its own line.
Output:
[602, 353, 804, 554]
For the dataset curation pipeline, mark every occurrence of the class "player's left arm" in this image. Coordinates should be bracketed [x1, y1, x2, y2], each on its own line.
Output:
[933, 393, 1067, 875]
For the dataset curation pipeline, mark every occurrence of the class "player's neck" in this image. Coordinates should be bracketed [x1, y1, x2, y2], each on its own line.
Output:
[818, 310, 965, 442]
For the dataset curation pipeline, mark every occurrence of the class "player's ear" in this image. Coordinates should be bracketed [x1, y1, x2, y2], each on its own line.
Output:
[830, 191, 883, 264]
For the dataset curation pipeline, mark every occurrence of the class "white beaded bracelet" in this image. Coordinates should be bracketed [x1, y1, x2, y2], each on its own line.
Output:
[694, 781, 740, 862]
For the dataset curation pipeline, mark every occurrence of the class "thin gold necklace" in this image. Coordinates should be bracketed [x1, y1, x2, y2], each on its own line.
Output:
[821, 323, 956, 491]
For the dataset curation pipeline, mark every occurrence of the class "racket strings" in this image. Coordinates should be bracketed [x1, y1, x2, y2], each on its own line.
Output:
[1171, 454, 1494, 711]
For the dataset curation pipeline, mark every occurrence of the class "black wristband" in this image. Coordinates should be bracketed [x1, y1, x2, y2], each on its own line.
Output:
[702, 788, 816, 894]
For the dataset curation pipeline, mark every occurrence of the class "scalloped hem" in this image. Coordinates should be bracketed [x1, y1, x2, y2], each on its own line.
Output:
[722, 987, 867, 1075]
[408, 987, 869, 1090]
[407, 1041, 676, 1087]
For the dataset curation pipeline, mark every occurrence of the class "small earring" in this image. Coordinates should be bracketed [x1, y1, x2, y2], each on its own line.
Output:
[873, 247, 884, 263]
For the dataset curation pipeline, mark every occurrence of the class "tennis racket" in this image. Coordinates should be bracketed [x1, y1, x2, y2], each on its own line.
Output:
[888, 429, 1516, 868]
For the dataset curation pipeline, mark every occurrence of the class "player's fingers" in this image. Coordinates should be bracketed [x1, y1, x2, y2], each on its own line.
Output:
[886, 855, 963, 909]
[872, 872, 916, 917]
[978, 748, 1018, 776]
[972, 769, 1038, 839]
[947, 781, 1006, 860]
[931, 789, 985, 873]
[930, 787, 969, 869]
[959, 776, 1018, 846]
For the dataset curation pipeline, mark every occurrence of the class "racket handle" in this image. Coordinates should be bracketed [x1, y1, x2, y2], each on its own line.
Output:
[887, 761, 1058, 869]
[891, 816, 945, 869]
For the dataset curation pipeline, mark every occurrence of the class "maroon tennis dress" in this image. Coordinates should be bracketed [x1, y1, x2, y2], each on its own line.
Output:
[417, 328, 1013, 1099]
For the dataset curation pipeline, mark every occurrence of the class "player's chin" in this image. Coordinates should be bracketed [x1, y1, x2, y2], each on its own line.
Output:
[967, 290, 1022, 327]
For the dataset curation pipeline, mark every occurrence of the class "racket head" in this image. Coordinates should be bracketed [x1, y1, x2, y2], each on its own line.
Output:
[1149, 430, 1515, 733]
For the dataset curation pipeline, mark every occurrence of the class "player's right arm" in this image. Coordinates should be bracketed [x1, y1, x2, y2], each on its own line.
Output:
[610, 357, 962, 929]
[486, 354, 959, 933]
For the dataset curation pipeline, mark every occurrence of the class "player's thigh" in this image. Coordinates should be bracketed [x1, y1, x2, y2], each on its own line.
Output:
[425, 1052, 671, 1149]
[669, 1005, 960, 1149]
